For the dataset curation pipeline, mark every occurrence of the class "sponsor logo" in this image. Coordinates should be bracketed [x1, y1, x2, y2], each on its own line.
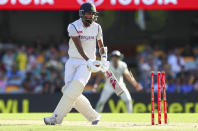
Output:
[110, 0, 178, 5]
[0, 0, 54, 5]
[77, 0, 178, 6]
[77, 0, 104, 6]
[105, 71, 117, 89]
[79, 35, 94, 40]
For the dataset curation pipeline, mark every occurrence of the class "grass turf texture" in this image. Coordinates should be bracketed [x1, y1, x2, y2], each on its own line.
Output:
[0, 113, 197, 131]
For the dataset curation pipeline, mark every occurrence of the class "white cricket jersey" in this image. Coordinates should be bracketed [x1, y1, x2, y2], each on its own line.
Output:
[106, 60, 128, 86]
[67, 18, 103, 60]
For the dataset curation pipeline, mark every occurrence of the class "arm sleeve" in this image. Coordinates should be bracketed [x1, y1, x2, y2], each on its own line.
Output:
[97, 25, 103, 41]
[67, 24, 79, 37]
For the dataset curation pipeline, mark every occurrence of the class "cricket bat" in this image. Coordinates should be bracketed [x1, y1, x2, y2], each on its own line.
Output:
[104, 69, 124, 96]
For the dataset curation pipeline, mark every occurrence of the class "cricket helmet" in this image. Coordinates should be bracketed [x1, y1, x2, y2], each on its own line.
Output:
[111, 50, 124, 60]
[79, 2, 98, 25]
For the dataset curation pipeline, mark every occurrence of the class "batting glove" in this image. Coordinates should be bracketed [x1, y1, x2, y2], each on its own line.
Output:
[87, 59, 101, 73]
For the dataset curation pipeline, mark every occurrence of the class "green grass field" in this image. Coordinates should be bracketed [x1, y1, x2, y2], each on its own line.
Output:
[0, 113, 197, 131]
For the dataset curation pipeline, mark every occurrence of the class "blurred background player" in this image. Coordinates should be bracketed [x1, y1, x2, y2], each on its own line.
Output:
[44, 2, 109, 125]
[94, 50, 143, 113]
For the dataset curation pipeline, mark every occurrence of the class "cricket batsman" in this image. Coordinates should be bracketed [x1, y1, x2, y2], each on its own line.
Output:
[44, 2, 109, 125]
[94, 50, 143, 113]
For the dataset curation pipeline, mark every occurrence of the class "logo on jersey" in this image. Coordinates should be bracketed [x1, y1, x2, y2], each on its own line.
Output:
[79, 35, 95, 40]
[77, 0, 104, 6]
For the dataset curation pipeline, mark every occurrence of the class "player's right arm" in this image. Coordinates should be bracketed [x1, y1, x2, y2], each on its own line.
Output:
[71, 36, 89, 61]
[68, 24, 89, 61]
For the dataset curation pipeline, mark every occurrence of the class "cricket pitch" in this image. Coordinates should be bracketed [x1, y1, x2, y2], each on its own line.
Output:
[0, 113, 197, 131]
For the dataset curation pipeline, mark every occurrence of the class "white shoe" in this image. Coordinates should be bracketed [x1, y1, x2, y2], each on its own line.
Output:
[44, 116, 57, 125]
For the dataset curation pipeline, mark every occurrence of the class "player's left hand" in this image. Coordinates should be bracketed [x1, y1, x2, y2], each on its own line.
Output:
[100, 58, 110, 72]
[87, 59, 101, 73]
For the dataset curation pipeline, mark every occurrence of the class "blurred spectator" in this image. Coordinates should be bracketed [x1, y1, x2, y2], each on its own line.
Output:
[46, 55, 63, 71]
[167, 76, 177, 93]
[37, 51, 45, 64]
[194, 79, 198, 92]
[41, 81, 54, 94]
[168, 49, 185, 74]
[16, 46, 27, 72]
[34, 71, 49, 93]
[0, 62, 6, 73]
[0, 72, 6, 93]
[6, 64, 24, 87]
[27, 62, 41, 79]
[58, 39, 69, 64]
[180, 77, 193, 93]
[136, 42, 145, 53]
[53, 73, 64, 93]
[22, 72, 37, 93]
[2, 49, 15, 71]
[27, 47, 37, 69]
[5, 64, 24, 93]
[139, 44, 153, 62]
[176, 66, 188, 78]
[59, 38, 69, 54]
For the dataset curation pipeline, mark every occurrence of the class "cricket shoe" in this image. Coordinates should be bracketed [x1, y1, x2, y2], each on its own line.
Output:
[92, 120, 99, 125]
[44, 116, 57, 125]
[92, 115, 101, 125]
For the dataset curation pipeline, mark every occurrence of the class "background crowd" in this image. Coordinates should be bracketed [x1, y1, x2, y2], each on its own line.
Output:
[137, 42, 198, 93]
[0, 38, 198, 94]
[0, 39, 69, 94]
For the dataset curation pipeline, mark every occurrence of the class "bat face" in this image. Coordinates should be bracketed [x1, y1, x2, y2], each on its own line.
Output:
[105, 71, 116, 89]
[105, 69, 124, 96]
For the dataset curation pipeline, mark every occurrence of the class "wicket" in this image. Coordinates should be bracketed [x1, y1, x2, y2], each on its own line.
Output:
[151, 71, 167, 125]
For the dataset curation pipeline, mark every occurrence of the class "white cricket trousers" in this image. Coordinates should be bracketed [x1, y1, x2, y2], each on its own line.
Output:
[53, 57, 100, 123]
[64, 57, 91, 87]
